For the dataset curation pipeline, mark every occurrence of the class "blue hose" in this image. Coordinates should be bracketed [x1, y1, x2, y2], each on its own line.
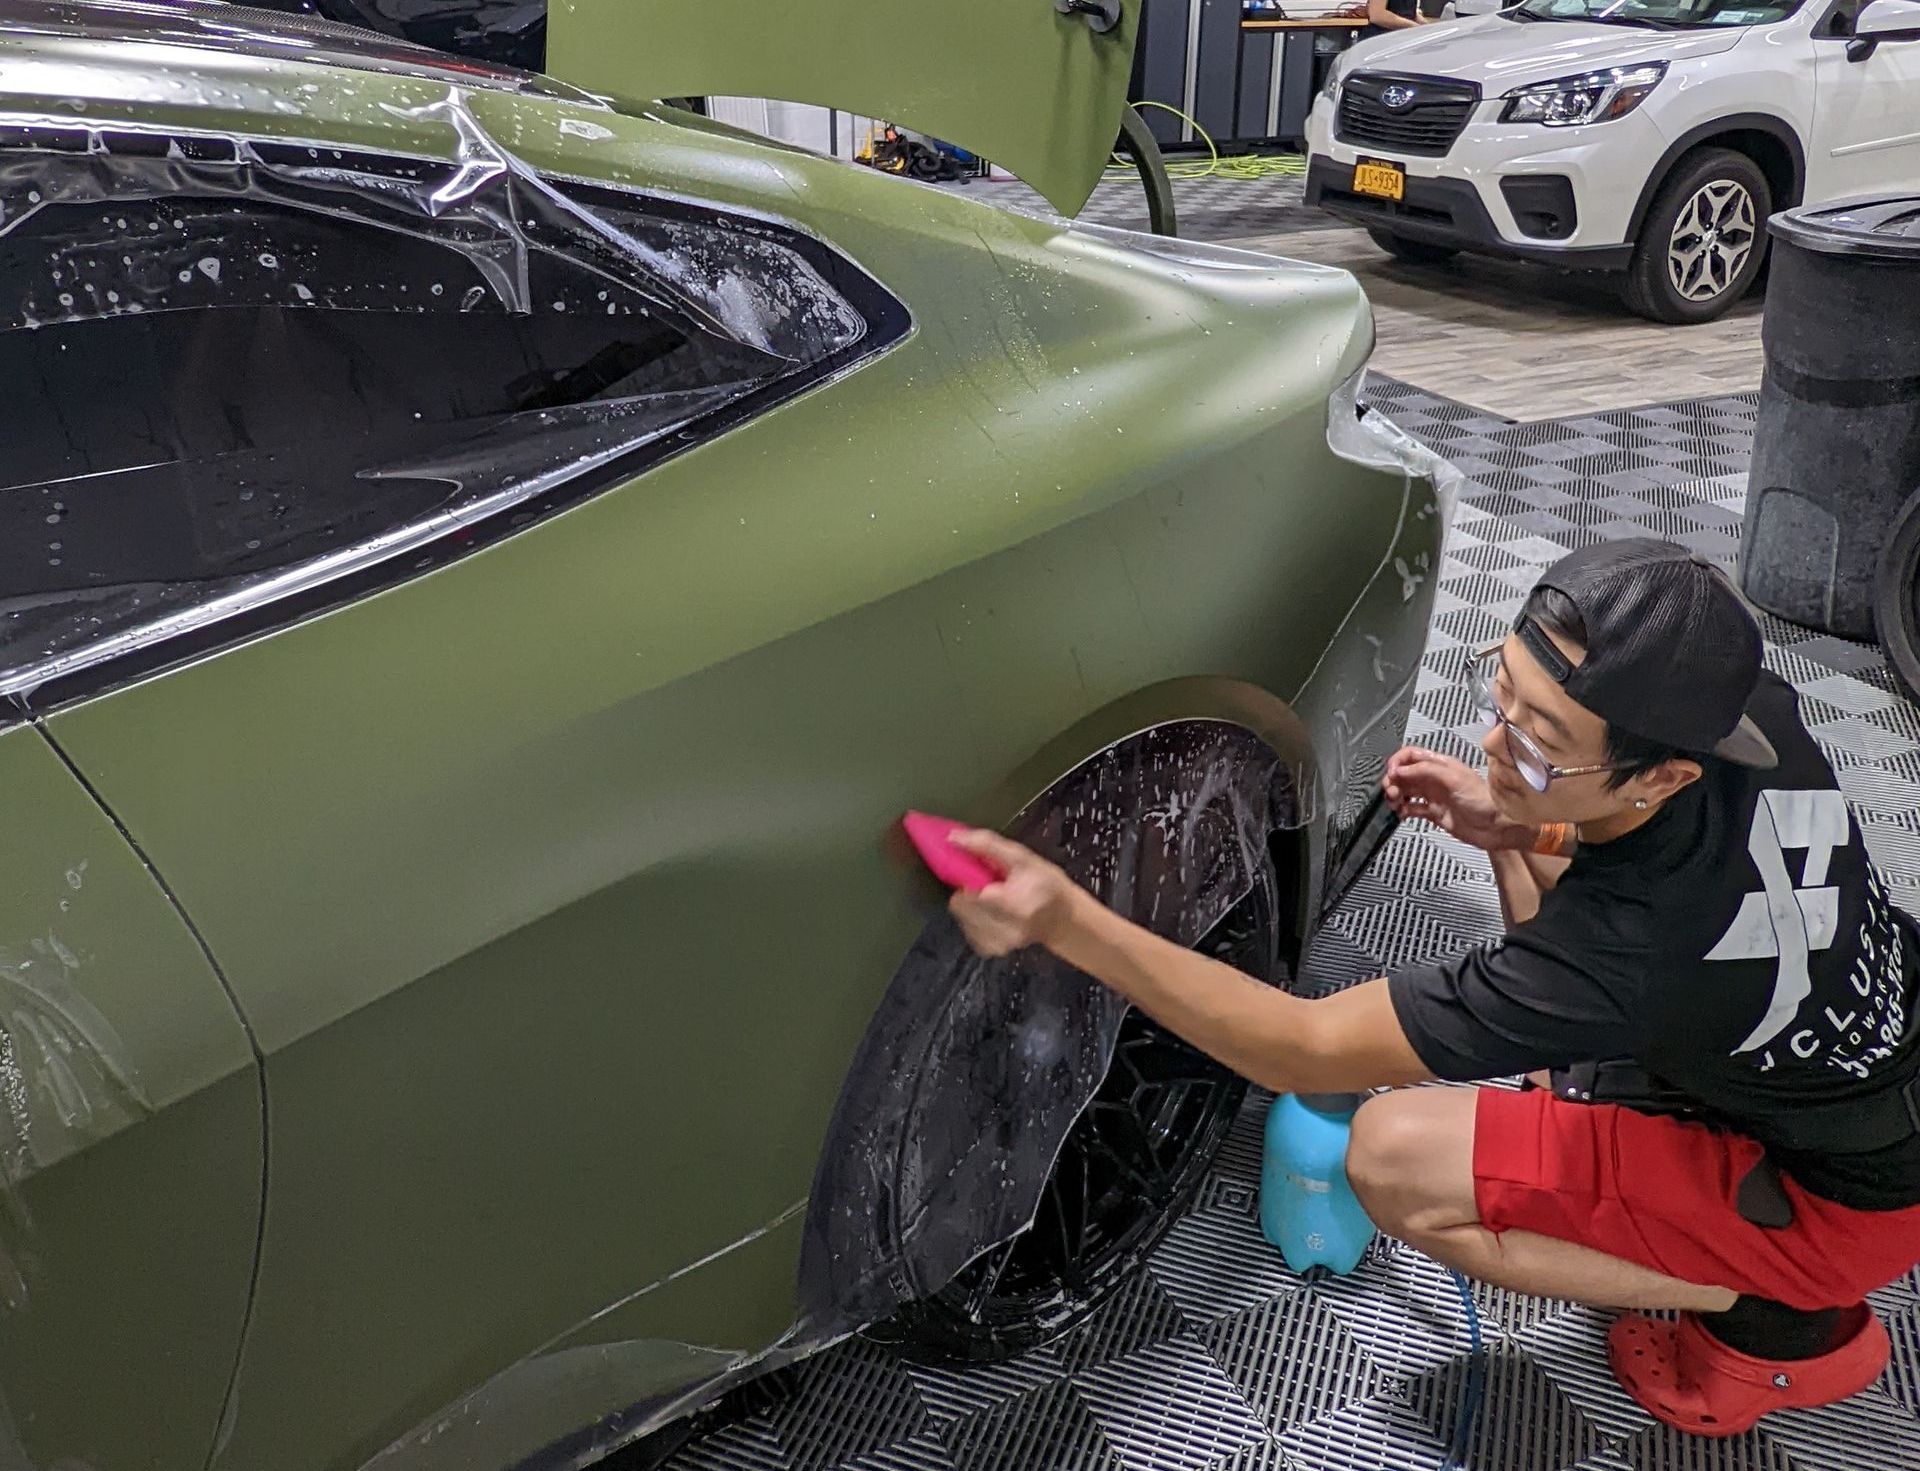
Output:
[1441, 1270, 1486, 1471]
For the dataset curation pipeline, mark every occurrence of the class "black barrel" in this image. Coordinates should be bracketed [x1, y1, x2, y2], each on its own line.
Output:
[1740, 197, 1920, 639]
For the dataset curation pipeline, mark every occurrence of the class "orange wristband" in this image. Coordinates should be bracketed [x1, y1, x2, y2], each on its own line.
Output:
[1531, 822, 1574, 858]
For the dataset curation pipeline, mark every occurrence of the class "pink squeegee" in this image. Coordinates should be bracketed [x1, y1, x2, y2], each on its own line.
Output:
[902, 812, 1004, 892]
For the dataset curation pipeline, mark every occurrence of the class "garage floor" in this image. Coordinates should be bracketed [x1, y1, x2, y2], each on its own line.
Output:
[660, 171, 1920, 1471]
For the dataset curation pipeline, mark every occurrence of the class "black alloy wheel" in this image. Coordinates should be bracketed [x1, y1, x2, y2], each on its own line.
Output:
[869, 852, 1282, 1363]
[1875, 487, 1920, 706]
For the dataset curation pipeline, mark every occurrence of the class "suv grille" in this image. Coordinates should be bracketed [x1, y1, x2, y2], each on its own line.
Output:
[1337, 74, 1480, 158]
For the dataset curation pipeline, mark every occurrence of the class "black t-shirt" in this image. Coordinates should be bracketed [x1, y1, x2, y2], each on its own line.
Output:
[1390, 671, 1920, 1210]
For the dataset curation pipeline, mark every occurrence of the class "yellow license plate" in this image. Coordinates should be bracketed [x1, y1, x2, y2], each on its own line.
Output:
[1353, 160, 1406, 203]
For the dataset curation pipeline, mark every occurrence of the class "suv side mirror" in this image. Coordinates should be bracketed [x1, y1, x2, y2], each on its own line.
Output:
[1850, 0, 1920, 59]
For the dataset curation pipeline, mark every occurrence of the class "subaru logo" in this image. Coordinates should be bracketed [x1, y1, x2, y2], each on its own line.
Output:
[1381, 84, 1417, 110]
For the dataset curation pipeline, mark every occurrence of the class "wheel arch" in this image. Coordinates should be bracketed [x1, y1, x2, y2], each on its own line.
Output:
[1625, 114, 1807, 246]
[795, 683, 1326, 1340]
[964, 676, 1326, 942]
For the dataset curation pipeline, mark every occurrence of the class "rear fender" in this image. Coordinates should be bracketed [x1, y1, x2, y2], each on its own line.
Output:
[797, 701, 1316, 1333]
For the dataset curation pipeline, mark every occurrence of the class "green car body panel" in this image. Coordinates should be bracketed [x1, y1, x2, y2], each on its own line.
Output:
[0, 7, 1449, 1469]
[0, 723, 262, 1471]
[544, 0, 1140, 217]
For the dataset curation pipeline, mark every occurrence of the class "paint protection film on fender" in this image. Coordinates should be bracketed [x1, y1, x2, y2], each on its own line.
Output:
[802, 724, 1303, 1336]
[365, 726, 1307, 1471]
[0, 93, 891, 704]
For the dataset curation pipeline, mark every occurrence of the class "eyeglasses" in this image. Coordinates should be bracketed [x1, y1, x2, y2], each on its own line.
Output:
[1467, 646, 1634, 793]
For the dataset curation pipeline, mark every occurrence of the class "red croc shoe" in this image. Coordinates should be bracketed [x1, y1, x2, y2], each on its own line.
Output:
[1607, 1307, 1890, 1437]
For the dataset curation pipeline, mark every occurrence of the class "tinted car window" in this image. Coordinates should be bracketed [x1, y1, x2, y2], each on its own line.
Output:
[242, 0, 550, 71]
[0, 131, 905, 706]
[3, 0, 573, 99]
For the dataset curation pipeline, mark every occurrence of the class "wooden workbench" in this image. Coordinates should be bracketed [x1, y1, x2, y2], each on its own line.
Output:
[1240, 17, 1371, 27]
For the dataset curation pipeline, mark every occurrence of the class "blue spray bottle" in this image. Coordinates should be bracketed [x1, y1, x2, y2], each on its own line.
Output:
[1259, 1091, 1376, 1276]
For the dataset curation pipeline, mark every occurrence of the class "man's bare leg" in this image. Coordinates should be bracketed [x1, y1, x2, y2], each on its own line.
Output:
[1345, 1085, 1738, 1314]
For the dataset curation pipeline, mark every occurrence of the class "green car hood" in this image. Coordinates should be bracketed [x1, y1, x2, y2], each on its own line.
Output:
[545, 0, 1139, 216]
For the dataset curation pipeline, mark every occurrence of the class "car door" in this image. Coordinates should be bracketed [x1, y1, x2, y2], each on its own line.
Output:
[1810, 0, 1920, 198]
[0, 718, 262, 1471]
[544, 0, 1141, 216]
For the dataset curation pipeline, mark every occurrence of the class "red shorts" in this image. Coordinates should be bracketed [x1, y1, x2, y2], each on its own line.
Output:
[1473, 1086, 1920, 1310]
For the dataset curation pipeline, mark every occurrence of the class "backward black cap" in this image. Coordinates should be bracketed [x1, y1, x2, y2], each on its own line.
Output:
[1516, 538, 1778, 768]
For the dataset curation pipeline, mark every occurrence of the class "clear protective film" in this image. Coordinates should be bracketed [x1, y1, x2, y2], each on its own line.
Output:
[365, 722, 1307, 1471]
[800, 722, 1300, 1330]
[0, 87, 879, 706]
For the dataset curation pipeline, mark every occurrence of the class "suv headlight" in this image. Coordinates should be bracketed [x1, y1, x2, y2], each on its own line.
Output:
[1500, 62, 1666, 126]
[1320, 50, 1354, 103]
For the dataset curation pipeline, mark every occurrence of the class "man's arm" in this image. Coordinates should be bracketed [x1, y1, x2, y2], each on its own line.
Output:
[1050, 891, 1435, 1094]
[944, 825, 1636, 1097]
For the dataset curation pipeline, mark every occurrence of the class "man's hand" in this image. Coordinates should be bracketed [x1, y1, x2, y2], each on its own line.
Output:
[946, 829, 1085, 957]
[1384, 747, 1536, 853]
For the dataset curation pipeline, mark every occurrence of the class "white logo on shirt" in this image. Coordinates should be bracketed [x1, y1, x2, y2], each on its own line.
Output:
[1705, 789, 1849, 1054]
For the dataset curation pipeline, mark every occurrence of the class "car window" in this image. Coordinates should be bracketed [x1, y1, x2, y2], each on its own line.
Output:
[1513, 0, 1804, 25]
[3, 0, 578, 102]
[0, 126, 907, 707]
[240, 0, 550, 71]
[1818, 0, 1862, 32]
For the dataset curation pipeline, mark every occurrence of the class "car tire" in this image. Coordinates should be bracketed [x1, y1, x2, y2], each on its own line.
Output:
[1623, 148, 1770, 325]
[1874, 487, 1920, 706]
[1367, 227, 1459, 266]
[865, 849, 1283, 1364]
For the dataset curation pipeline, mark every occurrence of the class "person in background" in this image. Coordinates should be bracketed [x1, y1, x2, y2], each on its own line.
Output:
[1365, 0, 1431, 32]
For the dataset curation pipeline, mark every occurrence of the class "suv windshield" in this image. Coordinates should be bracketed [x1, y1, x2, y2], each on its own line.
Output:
[1514, 0, 1800, 26]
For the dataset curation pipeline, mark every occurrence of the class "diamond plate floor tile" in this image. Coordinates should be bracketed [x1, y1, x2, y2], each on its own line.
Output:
[1076, 1336, 1271, 1471]
[1406, 1346, 1609, 1471]
[1198, 1287, 1387, 1435]
[1565, 1453, 1638, 1471]
[673, 1416, 796, 1471]
[1295, 925, 1393, 998]
[1277, 1392, 1453, 1471]
[1883, 1298, 1920, 1418]
[938, 1380, 1123, 1471]
[1313, 1239, 1486, 1379]
[1517, 1310, 1660, 1444]
[902, 1353, 1064, 1427]
[1199, 1437, 1300, 1471]
[833, 1432, 958, 1471]
[1147, 1197, 1308, 1326]
[1469, 1278, 1585, 1341]
[1805, 717, 1920, 763]
[1614, 1423, 1801, 1471]
[1799, 673, 1902, 718]
[1750, 1388, 1920, 1471]
[1329, 900, 1469, 972]
[1044, 1267, 1195, 1377]
[775, 1340, 931, 1471]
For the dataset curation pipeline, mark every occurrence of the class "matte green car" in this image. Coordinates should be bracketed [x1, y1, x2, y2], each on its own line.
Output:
[0, 3, 1452, 1468]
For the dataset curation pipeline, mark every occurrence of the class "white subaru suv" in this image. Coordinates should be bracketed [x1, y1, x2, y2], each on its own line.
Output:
[1304, 0, 1920, 322]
